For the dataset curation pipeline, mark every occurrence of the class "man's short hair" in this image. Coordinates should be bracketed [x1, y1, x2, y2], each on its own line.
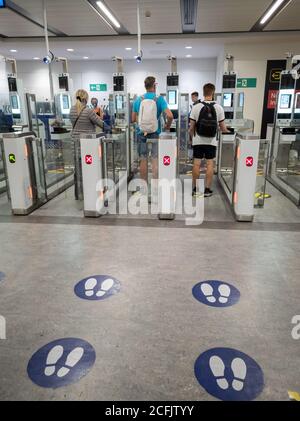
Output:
[91, 97, 98, 103]
[144, 76, 156, 90]
[191, 91, 199, 97]
[203, 83, 215, 97]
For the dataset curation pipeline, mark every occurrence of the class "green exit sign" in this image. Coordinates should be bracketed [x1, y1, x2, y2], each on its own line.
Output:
[237, 78, 257, 88]
[89, 84, 107, 92]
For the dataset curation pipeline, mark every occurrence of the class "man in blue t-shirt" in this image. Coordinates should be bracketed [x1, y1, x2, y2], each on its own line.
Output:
[132, 76, 173, 181]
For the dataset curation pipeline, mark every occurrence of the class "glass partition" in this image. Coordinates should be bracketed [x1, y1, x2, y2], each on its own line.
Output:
[219, 138, 236, 194]
[275, 136, 300, 194]
[42, 134, 75, 196]
[254, 140, 270, 208]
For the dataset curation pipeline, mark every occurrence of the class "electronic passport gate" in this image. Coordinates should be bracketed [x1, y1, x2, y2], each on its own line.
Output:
[80, 133, 107, 217]
[218, 132, 260, 221]
[158, 132, 177, 220]
[2, 132, 46, 215]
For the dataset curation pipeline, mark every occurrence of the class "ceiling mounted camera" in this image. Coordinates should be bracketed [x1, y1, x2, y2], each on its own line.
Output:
[43, 51, 54, 64]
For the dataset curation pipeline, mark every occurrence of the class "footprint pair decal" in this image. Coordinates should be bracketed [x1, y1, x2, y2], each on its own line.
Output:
[44, 345, 84, 378]
[193, 280, 240, 308]
[201, 283, 231, 304]
[209, 356, 247, 391]
[84, 277, 114, 298]
[27, 338, 96, 388]
[74, 275, 121, 301]
[194, 348, 264, 401]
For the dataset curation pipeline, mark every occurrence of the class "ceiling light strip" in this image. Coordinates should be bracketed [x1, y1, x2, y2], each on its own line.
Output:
[251, 0, 293, 31]
[86, 0, 129, 35]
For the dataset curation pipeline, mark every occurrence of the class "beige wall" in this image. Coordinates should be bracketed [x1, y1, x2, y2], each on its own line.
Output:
[222, 36, 300, 137]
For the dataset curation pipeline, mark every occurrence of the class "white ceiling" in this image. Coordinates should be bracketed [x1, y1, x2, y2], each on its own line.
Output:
[0, 6, 45, 37]
[0, 0, 299, 38]
[266, 0, 300, 31]
[108, 0, 182, 34]
[0, 0, 299, 61]
[12, 0, 115, 36]
[196, 0, 272, 33]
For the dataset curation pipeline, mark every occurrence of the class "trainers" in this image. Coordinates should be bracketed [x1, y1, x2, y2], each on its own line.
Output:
[204, 188, 213, 197]
[192, 188, 204, 198]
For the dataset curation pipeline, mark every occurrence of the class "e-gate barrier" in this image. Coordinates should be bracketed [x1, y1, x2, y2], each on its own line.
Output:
[80, 132, 178, 220]
[218, 132, 260, 221]
[2, 132, 46, 215]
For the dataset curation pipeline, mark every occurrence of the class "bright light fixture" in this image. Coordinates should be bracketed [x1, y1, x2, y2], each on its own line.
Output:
[33, 57, 40, 60]
[10, 49, 17, 53]
[125, 47, 132, 51]
[83, 56, 89, 59]
[185, 46, 192, 49]
[67, 48, 74, 52]
[186, 54, 192, 58]
[260, 0, 285, 25]
[96, 1, 121, 28]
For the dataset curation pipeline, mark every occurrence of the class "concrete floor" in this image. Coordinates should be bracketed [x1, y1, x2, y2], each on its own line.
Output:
[0, 174, 299, 401]
[0, 216, 299, 400]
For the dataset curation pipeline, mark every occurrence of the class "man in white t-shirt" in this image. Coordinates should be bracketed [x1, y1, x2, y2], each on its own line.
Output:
[189, 83, 229, 197]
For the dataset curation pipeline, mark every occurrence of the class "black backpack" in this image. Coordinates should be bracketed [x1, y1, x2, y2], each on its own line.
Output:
[196, 102, 218, 137]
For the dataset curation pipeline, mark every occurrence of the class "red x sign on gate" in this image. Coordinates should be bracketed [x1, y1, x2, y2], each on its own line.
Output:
[85, 155, 93, 165]
[246, 156, 253, 167]
[163, 156, 171, 166]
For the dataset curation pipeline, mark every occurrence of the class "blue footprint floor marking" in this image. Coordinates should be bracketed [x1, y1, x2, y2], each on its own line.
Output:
[27, 338, 96, 388]
[192, 280, 240, 307]
[74, 275, 121, 301]
[194, 347, 264, 401]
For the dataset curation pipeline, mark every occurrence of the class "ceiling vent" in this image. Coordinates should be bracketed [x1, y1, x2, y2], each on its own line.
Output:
[180, 0, 198, 33]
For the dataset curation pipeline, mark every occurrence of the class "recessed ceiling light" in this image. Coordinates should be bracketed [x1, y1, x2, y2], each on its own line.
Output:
[185, 46, 192, 49]
[67, 48, 74, 52]
[125, 47, 132, 51]
[33, 57, 40, 60]
[83, 56, 89, 59]
[10, 49, 17, 53]
[186, 54, 192, 58]
[96, 1, 121, 28]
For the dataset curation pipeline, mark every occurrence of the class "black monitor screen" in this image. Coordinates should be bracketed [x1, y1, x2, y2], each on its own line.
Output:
[167, 75, 179, 87]
[59, 76, 69, 91]
[8, 77, 17, 92]
[113, 76, 124, 92]
[280, 74, 295, 90]
[222, 74, 236, 89]
[280, 94, 291, 109]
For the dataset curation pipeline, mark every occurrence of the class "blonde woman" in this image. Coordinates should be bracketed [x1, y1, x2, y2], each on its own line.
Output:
[70, 89, 104, 200]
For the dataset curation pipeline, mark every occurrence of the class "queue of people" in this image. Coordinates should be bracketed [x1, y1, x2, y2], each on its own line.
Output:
[70, 79, 228, 200]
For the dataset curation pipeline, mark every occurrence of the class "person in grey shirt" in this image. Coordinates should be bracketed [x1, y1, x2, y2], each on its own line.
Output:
[70, 89, 104, 200]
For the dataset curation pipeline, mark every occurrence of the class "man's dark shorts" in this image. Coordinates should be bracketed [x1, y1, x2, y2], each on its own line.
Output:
[193, 145, 216, 160]
[137, 132, 159, 158]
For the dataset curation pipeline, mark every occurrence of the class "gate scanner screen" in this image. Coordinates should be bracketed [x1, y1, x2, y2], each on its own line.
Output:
[223, 93, 233, 108]
[238, 93, 244, 108]
[62, 95, 70, 111]
[295, 93, 300, 111]
[280, 94, 291, 109]
[167, 90, 177, 106]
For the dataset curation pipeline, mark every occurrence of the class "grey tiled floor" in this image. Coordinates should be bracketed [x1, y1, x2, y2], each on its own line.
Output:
[0, 221, 299, 401]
